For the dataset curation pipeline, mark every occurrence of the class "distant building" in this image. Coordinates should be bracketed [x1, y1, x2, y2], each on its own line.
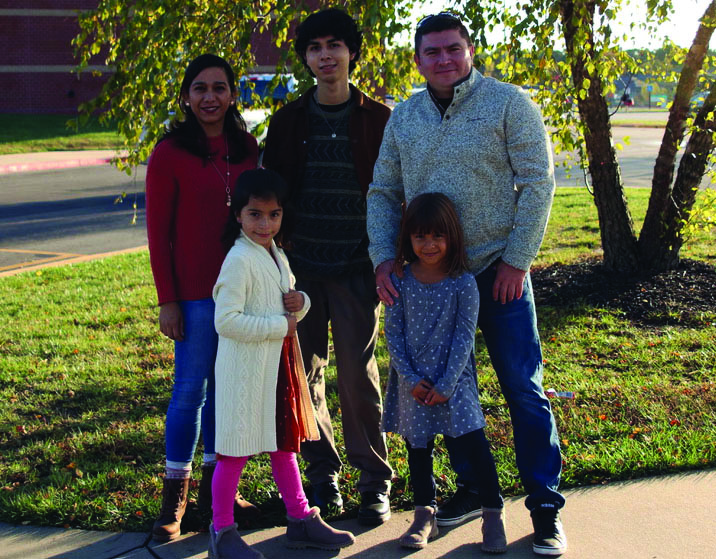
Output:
[0, 2, 307, 114]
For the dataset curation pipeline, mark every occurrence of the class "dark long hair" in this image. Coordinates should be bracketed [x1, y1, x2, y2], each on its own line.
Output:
[395, 192, 469, 277]
[162, 54, 250, 162]
[222, 168, 293, 250]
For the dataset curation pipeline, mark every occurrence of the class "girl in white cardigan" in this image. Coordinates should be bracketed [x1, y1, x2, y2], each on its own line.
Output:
[209, 169, 355, 559]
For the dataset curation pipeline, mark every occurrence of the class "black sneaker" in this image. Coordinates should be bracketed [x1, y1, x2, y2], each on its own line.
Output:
[309, 481, 343, 516]
[531, 504, 567, 556]
[358, 491, 391, 525]
[436, 485, 482, 526]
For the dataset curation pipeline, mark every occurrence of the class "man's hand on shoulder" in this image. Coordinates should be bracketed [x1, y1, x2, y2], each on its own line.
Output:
[376, 259, 399, 306]
[492, 260, 527, 304]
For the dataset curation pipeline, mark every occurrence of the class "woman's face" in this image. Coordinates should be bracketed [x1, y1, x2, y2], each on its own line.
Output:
[182, 66, 235, 137]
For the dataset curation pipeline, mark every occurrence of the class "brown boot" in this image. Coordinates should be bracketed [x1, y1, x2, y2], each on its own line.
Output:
[198, 463, 260, 522]
[152, 477, 189, 542]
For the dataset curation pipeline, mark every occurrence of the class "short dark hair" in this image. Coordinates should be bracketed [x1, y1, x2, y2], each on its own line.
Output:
[164, 54, 249, 162]
[395, 192, 469, 277]
[222, 168, 293, 249]
[295, 8, 362, 77]
[414, 13, 472, 55]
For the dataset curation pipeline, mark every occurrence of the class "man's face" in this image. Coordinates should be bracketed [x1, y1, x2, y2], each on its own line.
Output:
[414, 29, 474, 97]
[304, 36, 355, 85]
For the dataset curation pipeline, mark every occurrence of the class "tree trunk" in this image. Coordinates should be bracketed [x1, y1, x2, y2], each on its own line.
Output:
[647, 80, 716, 269]
[638, 0, 716, 270]
[560, 0, 639, 272]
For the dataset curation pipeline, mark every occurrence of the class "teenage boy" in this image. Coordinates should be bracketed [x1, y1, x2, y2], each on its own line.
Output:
[367, 13, 567, 556]
[263, 7, 393, 525]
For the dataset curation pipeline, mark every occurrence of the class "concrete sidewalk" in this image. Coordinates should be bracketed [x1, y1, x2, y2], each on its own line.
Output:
[0, 150, 125, 175]
[1, 470, 714, 559]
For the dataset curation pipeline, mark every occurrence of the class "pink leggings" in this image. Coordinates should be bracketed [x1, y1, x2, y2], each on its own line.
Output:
[212, 450, 311, 531]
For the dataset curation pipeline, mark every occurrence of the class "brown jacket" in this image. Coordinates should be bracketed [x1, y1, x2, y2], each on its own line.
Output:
[262, 84, 391, 196]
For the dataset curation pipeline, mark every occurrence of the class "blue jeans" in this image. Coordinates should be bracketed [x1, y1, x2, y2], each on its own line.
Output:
[451, 267, 564, 510]
[165, 298, 217, 469]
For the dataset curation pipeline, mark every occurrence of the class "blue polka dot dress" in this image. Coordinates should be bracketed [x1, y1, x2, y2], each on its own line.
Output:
[382, 265, 485, 448]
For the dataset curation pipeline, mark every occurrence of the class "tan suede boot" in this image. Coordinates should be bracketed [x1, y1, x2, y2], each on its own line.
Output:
[209, 523, 265, 559]
[481, 506, 508, 553]
[400, 506, 439, 549]
[286, 507, 355, 550]
[152, 477, 189, 542]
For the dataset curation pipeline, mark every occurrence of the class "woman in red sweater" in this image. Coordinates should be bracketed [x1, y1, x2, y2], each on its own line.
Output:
[146, 54, 258, 542]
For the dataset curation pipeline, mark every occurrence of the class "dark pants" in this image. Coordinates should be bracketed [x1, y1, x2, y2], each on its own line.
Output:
[405, 429, 503, 508]
[296, 270, 392, 493]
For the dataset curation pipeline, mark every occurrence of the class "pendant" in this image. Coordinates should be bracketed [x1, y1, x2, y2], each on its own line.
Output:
[331, 133, 337, 138]
[226, 196, 231, 207]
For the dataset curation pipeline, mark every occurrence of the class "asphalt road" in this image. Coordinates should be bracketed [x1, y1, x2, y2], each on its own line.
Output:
[1, 123, 711, 275]
[0, 165, 147, 274]
[554, 126, 665, 188]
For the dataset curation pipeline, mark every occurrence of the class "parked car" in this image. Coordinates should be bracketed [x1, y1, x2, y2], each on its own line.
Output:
[239, 74, 296, 106]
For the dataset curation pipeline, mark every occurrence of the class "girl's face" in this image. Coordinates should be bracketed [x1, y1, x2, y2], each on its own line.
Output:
[410, 230, 448, 270]
[237, 195, 283, 251]
[182, 66, 235, 137]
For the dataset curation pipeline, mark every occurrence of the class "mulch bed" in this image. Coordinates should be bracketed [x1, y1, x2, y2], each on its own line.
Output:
[531, 258, 716, 327]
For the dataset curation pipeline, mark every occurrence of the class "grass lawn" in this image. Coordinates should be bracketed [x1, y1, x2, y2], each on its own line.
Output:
[0, 188, 714, 532]
[0, 114, 122, 154]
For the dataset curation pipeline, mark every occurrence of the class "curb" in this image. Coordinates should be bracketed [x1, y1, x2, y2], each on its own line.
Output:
[0, 152, 127, 175]
[0, 156, 114, 175]
[0, 245, 148, 277]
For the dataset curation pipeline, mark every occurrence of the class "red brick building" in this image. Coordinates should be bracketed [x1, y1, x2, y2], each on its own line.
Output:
[0, 1, 293, 114]
[0, 1, 110, 113]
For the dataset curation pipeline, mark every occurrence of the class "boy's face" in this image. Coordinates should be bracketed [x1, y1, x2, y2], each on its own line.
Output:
[304, 36, 355, 85]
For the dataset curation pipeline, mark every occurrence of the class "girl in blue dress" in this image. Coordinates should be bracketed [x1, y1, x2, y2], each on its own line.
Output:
[382, 192, 507, 553]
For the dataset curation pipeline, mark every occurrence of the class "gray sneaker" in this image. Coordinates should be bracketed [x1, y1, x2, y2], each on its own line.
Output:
[531, 505, 567, 556]
[436, 485, 482, 526]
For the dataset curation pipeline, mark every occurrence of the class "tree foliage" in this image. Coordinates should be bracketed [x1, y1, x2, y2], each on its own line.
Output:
[76, 0, 716, 273]
[458, 0, 716, 273]
[74, 0, 418, 169]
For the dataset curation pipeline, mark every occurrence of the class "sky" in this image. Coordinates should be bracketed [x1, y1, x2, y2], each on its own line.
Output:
[410, 0, 713, 50]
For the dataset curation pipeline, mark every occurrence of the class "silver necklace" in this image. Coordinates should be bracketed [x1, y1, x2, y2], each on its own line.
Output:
[208, 136, 231, 206]
[313, 92, 350, 139]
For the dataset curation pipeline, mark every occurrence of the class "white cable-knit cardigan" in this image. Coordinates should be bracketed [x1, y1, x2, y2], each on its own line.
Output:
[212, 232, 310, 457]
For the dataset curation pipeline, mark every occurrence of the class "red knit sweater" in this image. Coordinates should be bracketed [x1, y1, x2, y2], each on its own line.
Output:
[146, 133, 258, 305]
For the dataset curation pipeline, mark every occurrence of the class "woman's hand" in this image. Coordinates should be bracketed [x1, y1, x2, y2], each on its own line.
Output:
[283, 290, 305, 313]
[159, 302, 184, 341]
[285, 314, 298, 337]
